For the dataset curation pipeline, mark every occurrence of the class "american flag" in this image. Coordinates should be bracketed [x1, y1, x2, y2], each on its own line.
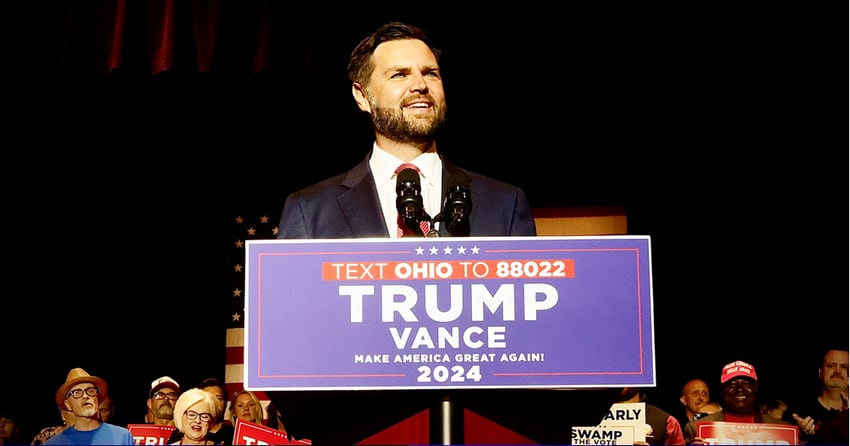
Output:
[224, 209, 279, 422]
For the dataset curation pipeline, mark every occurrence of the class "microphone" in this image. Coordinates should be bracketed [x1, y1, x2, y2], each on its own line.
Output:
[396, 168, 429, 235]
[441, 182, 471, 237]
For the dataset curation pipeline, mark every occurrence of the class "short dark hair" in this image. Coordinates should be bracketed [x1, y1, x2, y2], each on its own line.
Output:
[197, 377, 227, 400]
[819, 346, 849, 366]
[347, 22, 441, 87]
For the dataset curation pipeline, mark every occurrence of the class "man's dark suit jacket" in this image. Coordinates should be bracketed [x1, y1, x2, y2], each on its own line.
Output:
[277, 152, 537, 239]
[272, 152, 550, 443]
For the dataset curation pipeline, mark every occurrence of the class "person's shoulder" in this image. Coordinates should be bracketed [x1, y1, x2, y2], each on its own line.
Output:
[758, 414, 791, 425]
[43, 432, 65, 445]
[101, 422, 134, 443]
[645, 403, 677, 420]
[445, 164, 527, 199]
[705, 411, 726, 421]
[210, 424, 235, 439]
[465, 170, 525, 191]
[692, 411, 726, 424]
[287, 171, 351, 197]
[104, 422, 133, 431]
[286, 165, 373, 201]
[286, 155, 372, 198]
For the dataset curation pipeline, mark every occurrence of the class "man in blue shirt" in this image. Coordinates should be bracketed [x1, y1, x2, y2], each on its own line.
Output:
[46, 368, 133, 445]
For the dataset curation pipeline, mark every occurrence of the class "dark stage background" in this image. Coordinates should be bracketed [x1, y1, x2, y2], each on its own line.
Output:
[3, 2, 847, 444]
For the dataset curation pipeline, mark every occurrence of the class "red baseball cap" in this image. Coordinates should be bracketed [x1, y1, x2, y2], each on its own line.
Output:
[720, 360, 758, 383]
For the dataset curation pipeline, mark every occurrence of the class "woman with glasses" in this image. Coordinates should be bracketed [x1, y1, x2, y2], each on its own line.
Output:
[169, 388, 221, 445]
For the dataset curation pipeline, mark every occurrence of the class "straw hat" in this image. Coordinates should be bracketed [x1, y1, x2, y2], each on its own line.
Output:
[55, 368, 108, 408]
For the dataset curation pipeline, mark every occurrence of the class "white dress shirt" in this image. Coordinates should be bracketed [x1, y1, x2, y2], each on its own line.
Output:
[369, 144, 443, 238]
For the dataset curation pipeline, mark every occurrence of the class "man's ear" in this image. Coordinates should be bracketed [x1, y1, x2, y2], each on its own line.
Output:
[680, 396, 686, 406]
[352, 83, 371, 113]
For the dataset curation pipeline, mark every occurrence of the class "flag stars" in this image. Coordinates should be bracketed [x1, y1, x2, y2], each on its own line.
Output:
[273, 226, 279, 236]
[235, 216, 244, 224]
[235, 240, 244, 249]
[233, 288, 242, 298]
[260, 215, 269, 224]
[232, 312, 241, 322]
[247, 227, 257, 236]
[234, 264, 243, 273]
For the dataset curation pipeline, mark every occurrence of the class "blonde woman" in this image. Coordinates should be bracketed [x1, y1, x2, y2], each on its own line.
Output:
[229, 391, 263, 426]
[230, 390, 292, 441]
[170, 388, 221, 445]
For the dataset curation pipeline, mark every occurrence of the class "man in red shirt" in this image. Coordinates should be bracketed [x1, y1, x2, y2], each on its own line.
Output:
[683, 360, 790, 444]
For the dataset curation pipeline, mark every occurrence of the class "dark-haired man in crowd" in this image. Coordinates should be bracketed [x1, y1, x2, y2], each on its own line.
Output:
[0, 408, 22, 445]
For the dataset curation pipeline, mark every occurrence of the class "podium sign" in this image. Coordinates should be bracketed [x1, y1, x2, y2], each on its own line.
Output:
[245, 236, 654, 391]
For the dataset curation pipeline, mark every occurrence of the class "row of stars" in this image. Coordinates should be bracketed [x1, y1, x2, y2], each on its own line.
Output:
[415, 245, 481, 255]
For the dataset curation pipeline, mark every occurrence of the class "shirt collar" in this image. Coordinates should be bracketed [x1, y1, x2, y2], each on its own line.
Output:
[370, 144, 441, 187]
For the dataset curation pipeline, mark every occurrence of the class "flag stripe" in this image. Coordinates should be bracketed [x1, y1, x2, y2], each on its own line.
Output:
[226, 211, 279, 426]
[226, 327, 244, 347]
[226, 346, 244, 365]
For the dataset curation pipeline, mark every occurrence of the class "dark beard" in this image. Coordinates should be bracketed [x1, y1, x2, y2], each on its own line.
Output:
[371, 104, 446, 144]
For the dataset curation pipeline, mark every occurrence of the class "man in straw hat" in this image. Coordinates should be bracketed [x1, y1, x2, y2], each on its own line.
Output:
[45, 367, 133, 445]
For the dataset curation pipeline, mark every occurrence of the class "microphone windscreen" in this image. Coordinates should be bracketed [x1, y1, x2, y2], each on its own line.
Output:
[396, 168, 421, 193]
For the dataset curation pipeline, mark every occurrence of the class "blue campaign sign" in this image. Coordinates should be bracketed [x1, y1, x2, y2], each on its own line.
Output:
[244, 236, 654, 391]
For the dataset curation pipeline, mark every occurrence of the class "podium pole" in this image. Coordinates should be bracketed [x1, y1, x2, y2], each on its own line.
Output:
[440, 395, 452, 445]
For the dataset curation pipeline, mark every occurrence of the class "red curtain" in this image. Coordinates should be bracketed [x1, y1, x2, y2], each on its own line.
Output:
[46, 0, 275, 77]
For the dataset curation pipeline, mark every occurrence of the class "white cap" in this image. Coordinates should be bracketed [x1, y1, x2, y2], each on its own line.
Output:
[150, 376, 180, 396]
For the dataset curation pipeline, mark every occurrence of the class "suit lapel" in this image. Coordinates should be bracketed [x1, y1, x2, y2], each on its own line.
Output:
[441, 157, 472, 192]
[337, 155, 390, 237]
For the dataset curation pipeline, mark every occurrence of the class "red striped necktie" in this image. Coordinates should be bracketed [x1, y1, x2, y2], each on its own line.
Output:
[394, 163, 430, 237]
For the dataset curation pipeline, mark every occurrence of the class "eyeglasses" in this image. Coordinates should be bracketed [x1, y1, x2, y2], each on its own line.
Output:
[67, 387, 99, 399]
[153, 391, 178, 401]
[184, 410, 212, 423]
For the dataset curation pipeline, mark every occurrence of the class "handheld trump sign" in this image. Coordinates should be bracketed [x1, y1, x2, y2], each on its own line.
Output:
[127, 424, 176, 445]
[696, 422, 799, 445]
[244, 236, 654, 390]
[232, 418, 291, 445]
